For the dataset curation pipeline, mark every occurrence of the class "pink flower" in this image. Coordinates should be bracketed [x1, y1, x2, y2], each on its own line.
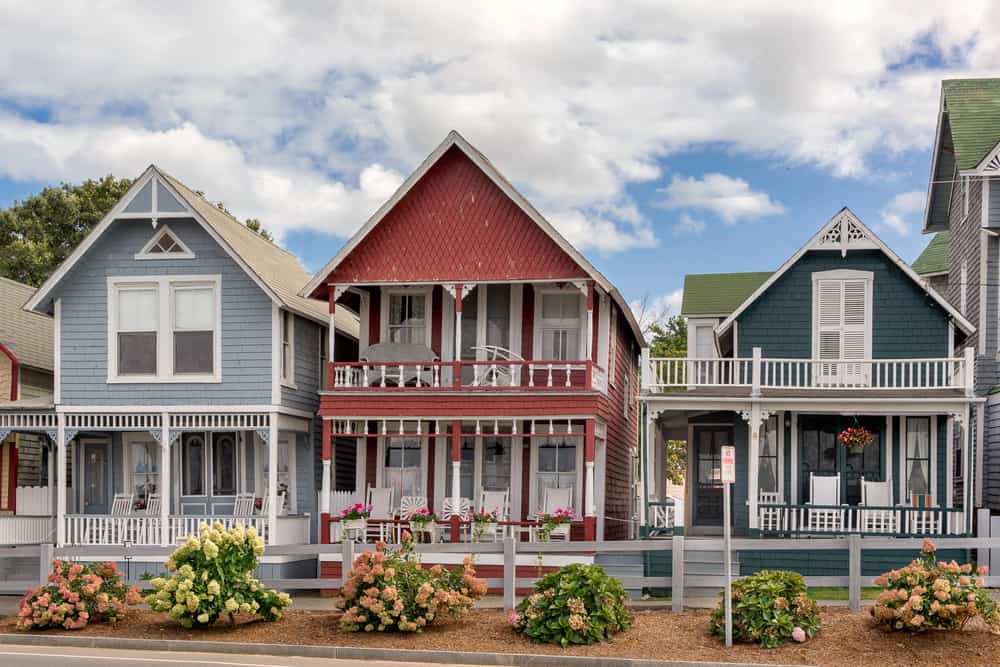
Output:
[791, 627, 806, 643]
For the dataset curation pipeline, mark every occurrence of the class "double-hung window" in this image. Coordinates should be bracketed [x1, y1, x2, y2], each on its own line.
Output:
[280, 310, 295, 386]
[535, 434, 579, 513]
[539, 291, 582, 360]
[905, 417, 932, 499]
[384, 437, 423, 500]
[109, 275, 220, 382]
[387, 293, 426, 345]
[812, 270, 872, 386]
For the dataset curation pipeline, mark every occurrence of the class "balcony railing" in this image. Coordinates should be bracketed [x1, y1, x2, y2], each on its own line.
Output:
[328, 359, 606, 392]
[642, 347, 974, 394]
[758, 503, 966, 536]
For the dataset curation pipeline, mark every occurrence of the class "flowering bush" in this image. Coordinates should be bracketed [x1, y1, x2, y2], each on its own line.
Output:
[709, 570, 820, 648]
[341, 503, 373, 521]
[837, 426, 875, 451]
[511, 564, 632, 646]
[539, 507, 575, 541]
[145, 522, 292, 629]
[870, 538, 1000, 633]
[337, 531, 487, 632]
[17, 560, 143, 630]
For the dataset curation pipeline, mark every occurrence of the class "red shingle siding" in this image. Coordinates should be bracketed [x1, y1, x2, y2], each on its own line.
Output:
[326, 147, 589, 284]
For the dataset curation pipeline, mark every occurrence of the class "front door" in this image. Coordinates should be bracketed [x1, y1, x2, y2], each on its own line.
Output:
[799, 416, 883, 505]
[81, 439, 111, 514]
[691, 426, 732, 528]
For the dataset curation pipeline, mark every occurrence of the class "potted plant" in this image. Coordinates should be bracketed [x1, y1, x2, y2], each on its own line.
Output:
[340, 503, 372, 538]
[837, 426, 875, 454]
[470, 508, 499, 542]
[407, 508, 438, 543]
[538, 507, 575, 542]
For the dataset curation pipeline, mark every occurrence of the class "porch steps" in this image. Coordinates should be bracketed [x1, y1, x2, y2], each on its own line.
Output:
[683, 544, 738, 600]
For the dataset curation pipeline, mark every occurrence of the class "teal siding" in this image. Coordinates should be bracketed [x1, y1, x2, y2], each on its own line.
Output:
[736, 250, 950, 359]
[739, 548, 970, 578]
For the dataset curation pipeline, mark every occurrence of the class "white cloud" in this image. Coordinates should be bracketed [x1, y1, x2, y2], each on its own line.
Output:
[879, 190, 926, 236]
[630, 289, 684, 332]
[672, 213, 707, 235]
[658, 173, 784, 224]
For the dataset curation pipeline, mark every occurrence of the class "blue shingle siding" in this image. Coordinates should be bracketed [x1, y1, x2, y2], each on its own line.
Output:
[54, 219, 273, 405]
[280, 314, 323, 413]
[736, 249, 950, 359]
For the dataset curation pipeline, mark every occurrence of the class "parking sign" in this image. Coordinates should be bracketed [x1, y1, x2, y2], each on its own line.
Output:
[721, 445, 735, 484]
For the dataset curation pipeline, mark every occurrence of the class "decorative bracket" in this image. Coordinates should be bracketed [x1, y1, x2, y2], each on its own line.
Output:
[739, 409, 773, 430]
[256, 428, 271, 445]
[570, 280, 589, 296]
[0, 429, 10, 443]
[951, 411, 966, 428]
[331, 284, 349, 301]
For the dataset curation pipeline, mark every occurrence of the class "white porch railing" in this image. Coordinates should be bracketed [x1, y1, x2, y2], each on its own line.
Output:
[64, 515, 163, 546]
[58, 514, 310, 546]
[757, 503, 966, 536]
[168, 515, 268, 543]
[329, 360, 600, 391]
[0, 516, 55, 544]
[648, 357, 753, 389]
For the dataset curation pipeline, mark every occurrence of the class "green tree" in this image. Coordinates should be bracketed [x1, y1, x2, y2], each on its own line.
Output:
[645, 314, 688, 485]
[0, 176, 134, 285]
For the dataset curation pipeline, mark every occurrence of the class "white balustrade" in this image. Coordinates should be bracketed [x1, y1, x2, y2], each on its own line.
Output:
[0, 516, 54, 544]
[330, 361, 593, 390]
[648, 357, 753, 389]
[756, 504, 965, 536]
[64, 515, 162, 546]
[168, 515, 268, 543]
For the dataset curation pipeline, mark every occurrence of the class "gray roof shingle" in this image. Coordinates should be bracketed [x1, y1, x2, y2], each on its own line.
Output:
[0, 277, 53, 372]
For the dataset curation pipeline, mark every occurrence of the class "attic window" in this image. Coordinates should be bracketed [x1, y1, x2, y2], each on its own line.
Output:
[135, 225, 194, 260]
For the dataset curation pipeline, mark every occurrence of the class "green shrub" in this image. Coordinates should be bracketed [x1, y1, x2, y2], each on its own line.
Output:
[145, 522, 292, 629]
[870, 538, 1000, 633]
[709, 570, 820, 648]
[511, 563, 632, 646]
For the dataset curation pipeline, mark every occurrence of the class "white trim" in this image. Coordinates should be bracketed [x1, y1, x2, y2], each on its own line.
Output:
[134, 224, 195, 260]
[964, 176, 970, 218]
[53, 298, 61, 405]
[718, 208, 975, 336]
[922, 93, 947, 233]
[279, 309, 296, 389]
[687, 318, 721, 361]
[980, 229, 988, 355]
[106, 275, 221, 383]
[532, 285, 587, 360]
[946, 416, 954, 508]
[271, 304, 281, 404]
[961, 261, 968, 316]
[298, 131, 646, 347]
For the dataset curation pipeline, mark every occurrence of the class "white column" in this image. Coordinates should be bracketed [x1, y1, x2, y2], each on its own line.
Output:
[160, 412, 170, 545]
[267, 413, 278, 546]
[946, 416, 954, 508]
[976, 402, 985, 508]
[962, 405, 972, 533]
[454, 285, 463, 362]
[747, 403, 761, 531]
[328, 287, 337, 389]
[55, 413, 66, 546]
[790, 412, 798, 505]
[585, 462, 596, 516]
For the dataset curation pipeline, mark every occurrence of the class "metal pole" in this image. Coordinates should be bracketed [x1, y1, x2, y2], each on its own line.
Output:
[723, 480, 732, 648]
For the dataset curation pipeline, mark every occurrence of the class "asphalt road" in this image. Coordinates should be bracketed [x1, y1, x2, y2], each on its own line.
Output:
[0, 645, 481, 667]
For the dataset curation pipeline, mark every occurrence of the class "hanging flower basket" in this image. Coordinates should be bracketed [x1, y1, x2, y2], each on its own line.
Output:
[838, 426, 874, 453]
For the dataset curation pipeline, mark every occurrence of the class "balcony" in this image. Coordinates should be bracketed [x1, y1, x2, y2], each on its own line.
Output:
[643, 347, 974, 395]
[328, 359, 607, 392]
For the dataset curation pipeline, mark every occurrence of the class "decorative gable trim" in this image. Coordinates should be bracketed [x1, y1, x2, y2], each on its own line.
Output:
[717, 208, 975, 336]
[134, 224, 195, 260]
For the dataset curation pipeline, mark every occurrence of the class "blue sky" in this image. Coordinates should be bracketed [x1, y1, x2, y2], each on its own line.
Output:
[0, 2, 995, 322]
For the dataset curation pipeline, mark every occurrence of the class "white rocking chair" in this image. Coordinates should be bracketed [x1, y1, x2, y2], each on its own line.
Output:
[860, 478, 896, 534]
[536, 487, 574, 541]
[807, 473, 842, 533]
[365, 486, 395, 542]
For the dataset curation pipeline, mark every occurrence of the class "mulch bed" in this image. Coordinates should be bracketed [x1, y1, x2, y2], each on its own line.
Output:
[2, 607, 999, 666]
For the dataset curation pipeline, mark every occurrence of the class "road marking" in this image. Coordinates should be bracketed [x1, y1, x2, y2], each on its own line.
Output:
[0, 650, 297, 666]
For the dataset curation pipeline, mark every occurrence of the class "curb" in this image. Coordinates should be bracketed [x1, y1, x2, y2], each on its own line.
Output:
[0, 633, 811, 667]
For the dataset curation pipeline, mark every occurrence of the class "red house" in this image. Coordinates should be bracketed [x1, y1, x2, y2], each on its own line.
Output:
[302, 131, 645, 545]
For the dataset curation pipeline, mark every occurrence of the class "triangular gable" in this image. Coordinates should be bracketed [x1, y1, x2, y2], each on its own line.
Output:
[718, 208, 974, 335]
[302, 131, 646, 345]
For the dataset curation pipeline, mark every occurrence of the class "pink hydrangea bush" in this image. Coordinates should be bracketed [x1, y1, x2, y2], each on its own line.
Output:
[17, 560, 143, 631]
[871, 538, 1000, 633]
[337, 531, 487, 632]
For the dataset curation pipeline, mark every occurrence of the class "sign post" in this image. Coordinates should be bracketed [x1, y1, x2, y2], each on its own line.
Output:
[720, 445, 735, 648]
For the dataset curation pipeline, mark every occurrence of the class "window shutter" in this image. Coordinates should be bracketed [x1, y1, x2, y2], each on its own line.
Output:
[816, 280, 842, 380]
[815, 277, 869, 384]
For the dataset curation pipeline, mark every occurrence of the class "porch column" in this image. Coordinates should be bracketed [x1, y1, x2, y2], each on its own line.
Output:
[452, 284, 463, 388]
[320, 418, 332, 544]
[584, 418, 596, 541]
[55, 412, 66, 546]
[963, 403, 973, 534]
[450, 419, 461, 542]
[746, 403, 762, 532]
[267, 412, 278, 546]
[328, 287, 337, 390]
[160, 412, 170, 545]
[586, 282, 595, 361]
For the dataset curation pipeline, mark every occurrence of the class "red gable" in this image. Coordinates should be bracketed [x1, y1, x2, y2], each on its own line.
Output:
[325, 146, 588, 285]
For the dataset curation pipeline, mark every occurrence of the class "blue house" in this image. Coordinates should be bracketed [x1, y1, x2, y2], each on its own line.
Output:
[640, 209, 979, 555]
[0, 166, 358, 548]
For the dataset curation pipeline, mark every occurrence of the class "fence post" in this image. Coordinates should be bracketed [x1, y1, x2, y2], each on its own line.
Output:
[38, 542, 54, 586]
[848, 534, 861, 613]
[340, 538, 355, 588]
[503, 536, 516, 611]
[977, 507, 991, 571]
[671, 534, 684, 612]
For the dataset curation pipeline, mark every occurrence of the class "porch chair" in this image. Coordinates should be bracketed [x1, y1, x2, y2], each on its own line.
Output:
[860, 478, 896, 534]
[233, 493, 255, 517]
[806, 473, 842, 533]
[327, 490, 360, 543]
[476, 488, 510, 542]
[758, 491, 782, 533]
[361, 343, 439, 387]
[536, 486, 574, 541]
[86, 493, 133, 545]
[366, 486, 395, 542]
[440, 496, 472, 541]
[398, 495, 430, 543]
[470, 346, 524, 387]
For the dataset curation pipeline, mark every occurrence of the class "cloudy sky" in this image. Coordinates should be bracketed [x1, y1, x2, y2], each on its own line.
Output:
[1, 2, 997, 319]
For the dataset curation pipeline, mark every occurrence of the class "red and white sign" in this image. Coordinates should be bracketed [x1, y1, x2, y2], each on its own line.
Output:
[721, 445, 735, 484]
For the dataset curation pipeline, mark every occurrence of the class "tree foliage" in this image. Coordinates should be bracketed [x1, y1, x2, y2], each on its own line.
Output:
[648, 315, 687, 358]
[0, 176, 134, 286]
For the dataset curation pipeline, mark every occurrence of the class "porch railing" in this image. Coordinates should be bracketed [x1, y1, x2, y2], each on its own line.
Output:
[64, 515, 163, 546]
[0, 516, 55, 545]
[168, 515, 268, 543]
[757, 503, 966, 536]
[59, 514, 307, 546]
[647, 498, 683, 536]
[643, 347, 973, 393]
[328, 359, 603, 392]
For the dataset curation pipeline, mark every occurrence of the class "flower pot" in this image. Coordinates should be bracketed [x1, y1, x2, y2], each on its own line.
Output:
[471, 521, 498, 542]
[848, 444, 864, 455]
[342, 518, 367, 538]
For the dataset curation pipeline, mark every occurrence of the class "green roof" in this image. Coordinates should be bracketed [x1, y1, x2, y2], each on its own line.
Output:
[681, 272, 773, 317]
[943, 79, 1000, 170]
[912, 231, 949, 276]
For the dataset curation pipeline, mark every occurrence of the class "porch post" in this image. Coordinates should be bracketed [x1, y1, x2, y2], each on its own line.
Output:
[586, 282, 595, 362]
[268, 412, 278, 546]
[453, 284, 463, 388]
[320, 418, 332, 544]
[747, 403, 762, 533]
[55, 412, 66, 547]
[450, 419, 461, 542]
[584, 418, 596, 541]
[962, 404, 972, 533]
[328, 287, 337, 390]
[160, 412, 170, 545]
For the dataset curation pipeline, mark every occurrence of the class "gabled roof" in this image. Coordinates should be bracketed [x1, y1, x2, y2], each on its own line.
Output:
[681, 272, 772, 318]
[0, 277, 53, 372]
[912, 232, 950, 277]
[942, 78, 1000, 171]
[25, 167, 359, 337]
[301, 130, 645, 346]
[717, 208, 973, 336]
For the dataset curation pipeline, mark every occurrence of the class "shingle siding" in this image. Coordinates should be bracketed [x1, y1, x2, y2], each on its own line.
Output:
[55, 218, 273, 405]
[280, 314, 322, 413]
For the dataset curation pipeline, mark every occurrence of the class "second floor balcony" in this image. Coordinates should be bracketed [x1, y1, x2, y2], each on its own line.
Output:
[642, 346, 975, 396]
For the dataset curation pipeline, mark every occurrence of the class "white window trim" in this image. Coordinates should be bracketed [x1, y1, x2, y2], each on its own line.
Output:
[528, 427, 584, 518]
[107, 274, 222, 383]
[180, 432, 209, 498]
[532, 286, 587, 361]
[960, 261, 968, 315]
[280, 309, 296, 389]
[687, 318, 720, 360]
[134, 224, 195, 260]
[380, 286, 433, 348]
[810, 269, 873, 361]
[900, 416, 937, 502]
[376, 428, 429, 498]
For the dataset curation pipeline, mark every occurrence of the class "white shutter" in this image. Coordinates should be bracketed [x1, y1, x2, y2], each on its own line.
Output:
[841, 280, 868, 384]
[816, 280, 842, 382]
[814, 277, 870, 385]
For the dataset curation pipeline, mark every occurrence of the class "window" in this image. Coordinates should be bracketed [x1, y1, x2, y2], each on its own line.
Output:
[759, 416, 779, 494]
[384, 437, 422, 500]
[536, 435, 578, 512]
[128, 437, 159, 506]
[960, 261, 968, 315]
[485, 284, 510, 348]
[539, 291, 582, 360]
[280, 310, 295, 386]
[116, 286, 158, 376]
[388, 293, 426, 345]
[444, 438, 475, 499]
[481, 436, 511, 492]
[109, 275, 220, 382]
[905, 417, 932, 498]
[134, 225, 194, 260]
[212, 433, 237, 496]
[813, 271, 872, 384]
[695, 325, 715, 358]
[262, 435, 293, 512]
[182, 433, 206, 496]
